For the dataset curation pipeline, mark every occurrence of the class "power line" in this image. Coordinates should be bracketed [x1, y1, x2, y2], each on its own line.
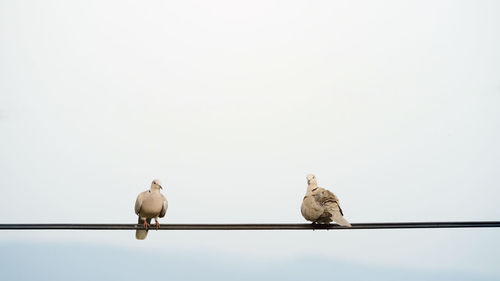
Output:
[0, 221, 499, 230]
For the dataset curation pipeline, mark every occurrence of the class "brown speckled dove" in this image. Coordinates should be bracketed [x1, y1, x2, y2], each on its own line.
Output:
[301, 174, 351, 227]
[134, 179, 168, 240]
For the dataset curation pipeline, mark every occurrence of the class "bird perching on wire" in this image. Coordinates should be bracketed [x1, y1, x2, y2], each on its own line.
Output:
[301, 174, 351, 227]
[134, 179, 168, 239]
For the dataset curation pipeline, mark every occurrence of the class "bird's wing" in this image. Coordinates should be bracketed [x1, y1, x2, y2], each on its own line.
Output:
[312, 187, 328, 204]
[135, 191, 146, 215]
[159, 194, 168, 218]
[320, 189, 351, 227]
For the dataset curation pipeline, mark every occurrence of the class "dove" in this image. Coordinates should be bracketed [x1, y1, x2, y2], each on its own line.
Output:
[134, 179, 168, 240]
[301, 174, 351, 227]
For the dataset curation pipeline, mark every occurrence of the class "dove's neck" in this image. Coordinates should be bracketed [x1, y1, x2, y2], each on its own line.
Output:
[150, 186, 161, 192]
[306, 180, 318, 194]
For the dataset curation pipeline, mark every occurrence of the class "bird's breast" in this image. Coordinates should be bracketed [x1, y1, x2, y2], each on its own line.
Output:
[301, 196, 324, 221]
[139, 196, 163, 217]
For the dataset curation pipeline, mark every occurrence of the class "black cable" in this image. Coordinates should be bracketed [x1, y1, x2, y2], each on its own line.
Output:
[0, 221, 499, 230]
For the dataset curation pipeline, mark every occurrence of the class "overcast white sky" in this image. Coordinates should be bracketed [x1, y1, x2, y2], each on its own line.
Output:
[1, 0, 499, 279]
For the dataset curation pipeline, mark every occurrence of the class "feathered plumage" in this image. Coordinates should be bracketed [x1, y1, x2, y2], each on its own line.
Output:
[301, 174, 351, 227]
[134, 179, 168, 239]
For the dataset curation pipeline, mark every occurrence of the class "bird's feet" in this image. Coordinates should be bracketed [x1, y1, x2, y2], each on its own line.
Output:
[143, 221, 150, 229]
[154, 218, 160, 230]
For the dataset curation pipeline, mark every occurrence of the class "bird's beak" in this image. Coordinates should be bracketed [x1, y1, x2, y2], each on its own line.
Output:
[159, 185, 163, 189]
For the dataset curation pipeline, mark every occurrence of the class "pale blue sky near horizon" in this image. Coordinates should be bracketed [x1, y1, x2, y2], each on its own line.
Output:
[1, 242, 498, 281]
[1, 0, 500, 280]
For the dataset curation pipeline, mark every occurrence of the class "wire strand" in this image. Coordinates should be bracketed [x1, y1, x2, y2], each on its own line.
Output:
[0, 221, 499, 230]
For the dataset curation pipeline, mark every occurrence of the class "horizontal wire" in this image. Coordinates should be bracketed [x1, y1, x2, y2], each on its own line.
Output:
[0, 221, 499, 230]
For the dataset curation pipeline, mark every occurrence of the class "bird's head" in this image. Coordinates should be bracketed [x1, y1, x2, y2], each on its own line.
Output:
[306, 174, 316, 184]
[151, 179, 163, 190]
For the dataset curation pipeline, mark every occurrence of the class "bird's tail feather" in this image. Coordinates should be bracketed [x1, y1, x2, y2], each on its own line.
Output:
[136, 217, 150, 240]
[332, 214, 352, 227]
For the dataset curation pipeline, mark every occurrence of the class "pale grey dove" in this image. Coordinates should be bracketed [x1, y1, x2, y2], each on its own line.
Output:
[301, 174, 351, 227]
[134, 179, 168, 240]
